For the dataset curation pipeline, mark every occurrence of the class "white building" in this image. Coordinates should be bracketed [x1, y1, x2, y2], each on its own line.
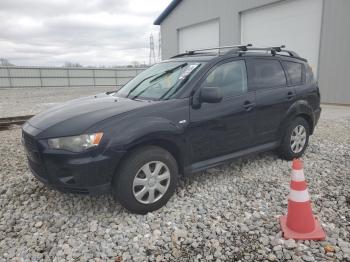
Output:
[154, 0, 350, 104]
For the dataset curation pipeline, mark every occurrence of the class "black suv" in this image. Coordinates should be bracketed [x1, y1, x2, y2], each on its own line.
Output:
[22, 45, 321, 214]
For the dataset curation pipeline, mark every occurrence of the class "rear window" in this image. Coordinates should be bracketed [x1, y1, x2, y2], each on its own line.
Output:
[283, 61, 302, 85]
[247, 59, 286, 89]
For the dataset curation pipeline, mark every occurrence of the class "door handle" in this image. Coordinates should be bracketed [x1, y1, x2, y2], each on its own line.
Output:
[242, 100, 255, 111]
[287, 92, 296, 100]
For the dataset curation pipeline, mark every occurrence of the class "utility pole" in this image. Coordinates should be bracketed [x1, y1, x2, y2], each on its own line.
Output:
[157, 31, 161, 62]
[149, 34, 156, 65]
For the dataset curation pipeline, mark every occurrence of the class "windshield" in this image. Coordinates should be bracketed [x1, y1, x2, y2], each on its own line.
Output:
[115, 61, 203, 100]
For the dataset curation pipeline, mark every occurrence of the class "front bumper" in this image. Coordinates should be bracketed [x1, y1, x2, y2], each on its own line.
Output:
[27, 152, 115, 195]
[22, 126, 124, 195]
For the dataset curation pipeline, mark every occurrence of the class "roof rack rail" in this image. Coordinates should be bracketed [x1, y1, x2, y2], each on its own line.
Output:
[186, 44, 252, 53]
[170, 51, 213, 58]
[171, 44, 305, 61]
[171, 44, 252, 58]
[237, 45, 305, 60]
[244, 45, 295, 55]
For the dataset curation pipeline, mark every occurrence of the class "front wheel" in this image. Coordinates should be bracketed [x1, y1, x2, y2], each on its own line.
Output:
[112, 146, 178, 214]
[278, 117, 310, 160]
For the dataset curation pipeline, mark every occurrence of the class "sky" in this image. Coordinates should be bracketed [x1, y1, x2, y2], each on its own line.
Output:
[0, 0, 172, 66]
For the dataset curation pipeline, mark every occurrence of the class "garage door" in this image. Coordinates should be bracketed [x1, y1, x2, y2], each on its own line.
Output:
[241, 0, 323, 76]
[178, 19, 219, 53]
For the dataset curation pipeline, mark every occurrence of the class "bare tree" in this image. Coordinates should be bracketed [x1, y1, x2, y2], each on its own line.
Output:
[63, 62, 83, 68]
[131, 61, 141, 68]
[0, 58, 14, 66]
[125, 61, 147, 68]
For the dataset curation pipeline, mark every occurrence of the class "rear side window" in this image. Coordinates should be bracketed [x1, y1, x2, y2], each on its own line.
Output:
[283, 61, 302, 85]
[203, 60, 247, 97]
[247, 59, 286, 89]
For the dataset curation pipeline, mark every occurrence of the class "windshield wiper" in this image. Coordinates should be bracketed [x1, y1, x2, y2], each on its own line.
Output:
[131, 82, 157, 100]
[125, 73, 159, 98]
[149, 63, 188, 83]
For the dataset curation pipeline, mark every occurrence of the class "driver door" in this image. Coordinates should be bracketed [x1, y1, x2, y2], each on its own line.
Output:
[187, 59, 256, 163]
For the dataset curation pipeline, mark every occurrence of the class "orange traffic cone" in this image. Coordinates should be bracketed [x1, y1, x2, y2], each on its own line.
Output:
[280, 159, 326, 240]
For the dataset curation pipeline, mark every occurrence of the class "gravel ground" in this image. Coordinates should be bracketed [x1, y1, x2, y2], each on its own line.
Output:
[0, 87, 112, 118]
[0, 111, 349, 261]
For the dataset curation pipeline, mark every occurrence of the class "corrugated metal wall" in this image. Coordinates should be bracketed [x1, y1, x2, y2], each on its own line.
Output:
[159, 0, 350, 104]
[0, 66, 146, 88]
[159, 0, 279, 59]
[317, 0, 350, 105]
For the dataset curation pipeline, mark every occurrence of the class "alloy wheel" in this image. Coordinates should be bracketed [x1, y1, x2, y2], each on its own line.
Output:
[132, 161, 171, 204]
[290, 125, 307, 153]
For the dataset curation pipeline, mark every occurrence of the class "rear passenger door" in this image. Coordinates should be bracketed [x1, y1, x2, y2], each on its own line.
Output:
[246, 58, 297, 144]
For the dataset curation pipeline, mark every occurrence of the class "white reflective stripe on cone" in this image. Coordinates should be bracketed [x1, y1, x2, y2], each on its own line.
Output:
[288, 189, 310, 202]
[291, 169, 305, 182]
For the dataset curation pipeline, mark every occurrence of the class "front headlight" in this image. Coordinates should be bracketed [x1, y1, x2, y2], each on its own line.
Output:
[47, 132, 103, 152]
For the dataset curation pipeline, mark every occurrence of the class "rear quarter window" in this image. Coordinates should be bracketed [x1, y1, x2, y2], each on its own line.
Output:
[282, 61, 302, 85]
[247, 59, 287, 89]
[305, 64, 315, 84]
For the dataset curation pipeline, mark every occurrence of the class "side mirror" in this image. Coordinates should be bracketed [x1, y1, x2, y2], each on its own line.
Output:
[200, 86, 223, 103]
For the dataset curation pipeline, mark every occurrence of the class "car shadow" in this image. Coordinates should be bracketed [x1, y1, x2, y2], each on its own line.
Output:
[22, 150, 280, 217]
[177, 150, 279, 190]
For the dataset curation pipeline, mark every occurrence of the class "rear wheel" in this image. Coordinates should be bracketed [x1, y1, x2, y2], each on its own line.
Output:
[112, 146, 178, 214]
[278, 117, 310, 160]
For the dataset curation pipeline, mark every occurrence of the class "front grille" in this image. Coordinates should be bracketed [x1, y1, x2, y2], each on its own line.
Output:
[22, 131, 38, 152]
[22, 131, 42, 164]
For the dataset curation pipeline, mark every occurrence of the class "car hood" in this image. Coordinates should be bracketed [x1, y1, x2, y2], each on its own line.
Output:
[28, 93, 152, 138]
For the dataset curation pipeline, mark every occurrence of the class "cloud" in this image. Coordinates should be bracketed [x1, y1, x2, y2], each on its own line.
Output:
[0, 0, 171, 66]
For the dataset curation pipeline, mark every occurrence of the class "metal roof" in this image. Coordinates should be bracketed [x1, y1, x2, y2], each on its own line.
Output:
[153, 0, 182, 25]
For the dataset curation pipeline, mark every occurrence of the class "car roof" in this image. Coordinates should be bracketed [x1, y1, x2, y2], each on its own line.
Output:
[162, 52, 305, 62]
[165, 52, 306, 64]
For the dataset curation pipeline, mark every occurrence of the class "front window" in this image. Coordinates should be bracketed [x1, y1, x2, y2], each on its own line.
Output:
[115, 61, 203, 100]
[202, 60, 247, 97]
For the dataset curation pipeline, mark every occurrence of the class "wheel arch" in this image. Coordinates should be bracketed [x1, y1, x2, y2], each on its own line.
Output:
[295, 113, 314, 134]
[278, 101, 316, 141]
[112, 137, 185, 183]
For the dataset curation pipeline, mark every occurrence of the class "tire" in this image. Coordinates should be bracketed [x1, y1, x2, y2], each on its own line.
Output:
[278, 117, 310, 160]
[112, 146, 178, 214]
